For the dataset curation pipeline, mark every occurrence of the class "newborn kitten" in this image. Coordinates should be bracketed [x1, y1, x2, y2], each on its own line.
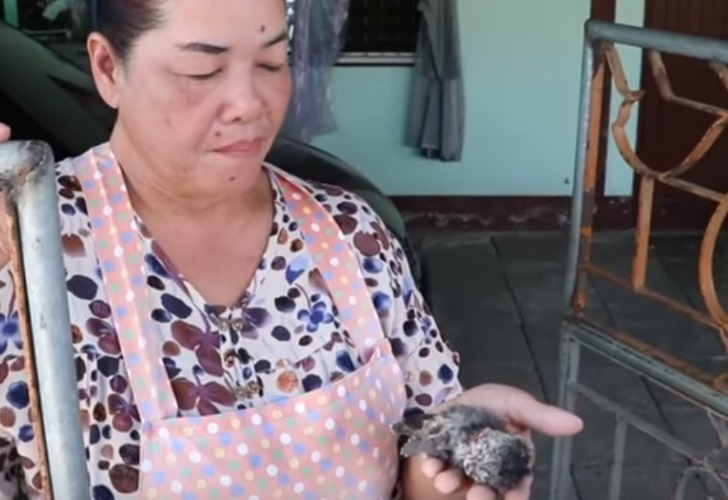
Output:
[391, 404, 532, 494]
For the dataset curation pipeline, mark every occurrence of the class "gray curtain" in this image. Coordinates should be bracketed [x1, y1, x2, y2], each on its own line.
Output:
[405, 0, 465, 162]
[281, 0, 350, 143]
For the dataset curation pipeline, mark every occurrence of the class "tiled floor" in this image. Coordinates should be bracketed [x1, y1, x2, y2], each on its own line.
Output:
[413, 230, 728, 500]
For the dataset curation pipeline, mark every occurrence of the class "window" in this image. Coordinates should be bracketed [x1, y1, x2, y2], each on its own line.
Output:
[339, 0, 420, 65]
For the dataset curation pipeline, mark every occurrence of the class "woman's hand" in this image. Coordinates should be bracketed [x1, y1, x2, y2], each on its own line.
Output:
[0, 123, 11, 267]
[420, 383, 583, 500]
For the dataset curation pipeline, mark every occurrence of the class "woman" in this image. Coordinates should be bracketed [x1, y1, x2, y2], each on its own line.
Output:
[0, 0, 583, 499]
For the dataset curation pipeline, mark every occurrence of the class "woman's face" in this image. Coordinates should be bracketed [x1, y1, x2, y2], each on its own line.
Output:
[90, 0, 292, 197]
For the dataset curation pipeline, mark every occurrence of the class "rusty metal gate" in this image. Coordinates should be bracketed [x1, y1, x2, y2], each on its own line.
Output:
[549, 20, 728, 500]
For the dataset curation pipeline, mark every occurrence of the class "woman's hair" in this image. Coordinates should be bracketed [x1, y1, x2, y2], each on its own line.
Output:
[92, 0, 165, 62]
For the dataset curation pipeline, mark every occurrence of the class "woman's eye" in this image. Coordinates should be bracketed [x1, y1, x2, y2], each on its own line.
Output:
[258, 63, 285, 73]
[184, 70, 221, 80]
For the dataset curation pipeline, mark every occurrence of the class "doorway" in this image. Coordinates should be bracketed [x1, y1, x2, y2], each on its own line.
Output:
[636, 0, 728, 230]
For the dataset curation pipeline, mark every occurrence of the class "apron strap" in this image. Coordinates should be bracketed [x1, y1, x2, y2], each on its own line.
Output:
[75, 147, 179, 422]
[267, 164, 385, 354]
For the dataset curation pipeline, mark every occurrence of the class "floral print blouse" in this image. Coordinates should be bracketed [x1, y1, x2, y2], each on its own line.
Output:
[0, 154, 463, 499]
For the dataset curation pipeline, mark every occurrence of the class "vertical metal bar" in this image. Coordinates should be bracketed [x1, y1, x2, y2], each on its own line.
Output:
[551, 23, 596, 500]
[4, 202, 52, 494]
[608, 416, 627, 500]
[631, 176, 654, 290]
[707, 410, 728, 447]
[0, 141, 90, 499]
[563, 27, 596, 313]
[573, 56, 606, 315]
[548, 332, 582, 500]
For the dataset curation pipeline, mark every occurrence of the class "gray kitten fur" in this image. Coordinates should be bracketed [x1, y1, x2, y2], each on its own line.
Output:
[391, 404, 532, 494]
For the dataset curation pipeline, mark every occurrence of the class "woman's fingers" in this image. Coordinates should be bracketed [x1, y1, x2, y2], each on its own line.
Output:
[466, 484, 498, 500]
[421, 453, 533, 499]
[0, 124, 10, 142]
[0, 123, 10, 264]
[462, 384, 584, 437]
[433, 467, 468, 494]
[504, 473, 534, 500]
[420, 456, 447, 478]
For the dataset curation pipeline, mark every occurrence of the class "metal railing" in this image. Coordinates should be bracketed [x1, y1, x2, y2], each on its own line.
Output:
[550, 19, 728, 500]
[0, 141, 90, 499]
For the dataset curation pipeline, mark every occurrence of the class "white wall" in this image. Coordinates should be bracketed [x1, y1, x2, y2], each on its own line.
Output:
[313, 0, 646, 196]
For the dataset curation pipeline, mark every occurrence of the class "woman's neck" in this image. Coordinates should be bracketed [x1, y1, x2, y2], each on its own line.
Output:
[105, 129, 276, 307]
[127, 169, 272, 239]
[108, 132, 272, 237]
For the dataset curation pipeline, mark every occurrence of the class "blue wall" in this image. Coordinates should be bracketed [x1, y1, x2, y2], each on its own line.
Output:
[314, 0, 645, 197]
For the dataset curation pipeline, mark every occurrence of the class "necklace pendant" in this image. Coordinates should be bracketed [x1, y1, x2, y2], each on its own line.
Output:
[234, 380, 261, 400]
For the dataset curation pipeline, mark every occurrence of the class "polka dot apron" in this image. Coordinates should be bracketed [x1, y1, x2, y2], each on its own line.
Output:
[73, 144, 407, 499]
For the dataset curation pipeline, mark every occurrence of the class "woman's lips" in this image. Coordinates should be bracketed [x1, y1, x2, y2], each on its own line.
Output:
[215, 138, 265, 156]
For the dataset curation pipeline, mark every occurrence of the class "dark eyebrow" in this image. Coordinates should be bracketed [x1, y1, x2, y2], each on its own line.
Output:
[175, 42, 229, 55]
[174, 30, 288, 55]
[262, 30, 289, 48]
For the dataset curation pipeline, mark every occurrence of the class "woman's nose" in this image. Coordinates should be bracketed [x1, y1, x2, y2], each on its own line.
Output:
[220, 78, 266, 124]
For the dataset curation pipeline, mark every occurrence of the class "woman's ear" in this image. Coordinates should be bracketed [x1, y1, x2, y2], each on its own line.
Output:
[86, 33, 123, 109]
